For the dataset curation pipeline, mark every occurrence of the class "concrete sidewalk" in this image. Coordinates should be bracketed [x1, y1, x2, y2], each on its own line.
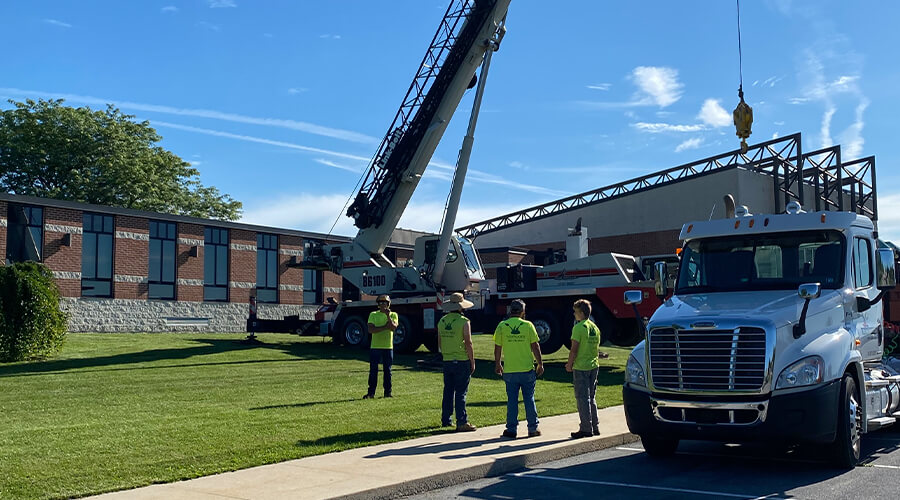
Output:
[92, 406, 636, 500]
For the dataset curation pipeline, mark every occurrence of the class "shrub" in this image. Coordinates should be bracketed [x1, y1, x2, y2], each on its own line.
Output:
[0, 261, 69, 362]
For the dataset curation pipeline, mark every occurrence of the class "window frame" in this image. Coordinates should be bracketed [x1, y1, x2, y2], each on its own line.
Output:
[81, 213, 115, 298]
[256, 233, 279, 304]
[303, 269, 322, 305]
[203, 227, 230, 302]
[5, 204, 43, 263]
[148, 220, 177, 300]
[853, 237, 873, 289]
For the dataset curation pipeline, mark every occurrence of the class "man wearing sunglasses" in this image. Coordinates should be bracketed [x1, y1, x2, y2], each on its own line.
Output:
[364, 295, 398, 399]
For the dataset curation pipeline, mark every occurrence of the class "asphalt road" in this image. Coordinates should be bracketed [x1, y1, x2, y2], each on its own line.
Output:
[406, 425, 900, 500]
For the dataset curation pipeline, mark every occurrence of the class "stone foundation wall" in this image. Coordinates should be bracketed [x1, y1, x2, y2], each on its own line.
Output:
[60, 298, 318, 333]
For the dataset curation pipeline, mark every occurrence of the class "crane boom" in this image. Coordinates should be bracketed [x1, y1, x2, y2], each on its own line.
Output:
[347, 0, 511, 256]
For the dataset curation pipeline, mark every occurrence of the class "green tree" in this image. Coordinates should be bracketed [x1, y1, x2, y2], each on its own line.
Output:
[0, 98, 241, 220]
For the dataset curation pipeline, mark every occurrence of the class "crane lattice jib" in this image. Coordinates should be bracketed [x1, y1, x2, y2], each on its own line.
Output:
[346, 0, 498, 230]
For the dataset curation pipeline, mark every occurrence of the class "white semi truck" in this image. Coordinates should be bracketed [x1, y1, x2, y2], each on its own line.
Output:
[622, 201, 900, 467]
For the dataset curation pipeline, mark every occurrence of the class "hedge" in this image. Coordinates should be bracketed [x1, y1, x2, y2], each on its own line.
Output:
[0, 261, 69, 362]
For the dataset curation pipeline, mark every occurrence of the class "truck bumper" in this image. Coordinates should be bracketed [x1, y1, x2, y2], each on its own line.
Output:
[623, 379, 841, 445]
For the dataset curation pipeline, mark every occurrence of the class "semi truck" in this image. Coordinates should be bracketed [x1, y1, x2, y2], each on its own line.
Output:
[622, 200, 900, 467]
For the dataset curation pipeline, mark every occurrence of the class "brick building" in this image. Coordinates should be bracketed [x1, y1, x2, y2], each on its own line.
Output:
[1, 193, 417, 332]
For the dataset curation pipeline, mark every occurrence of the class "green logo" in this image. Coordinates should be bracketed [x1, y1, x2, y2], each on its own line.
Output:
[508, 323, 521, 336]
[588, 325, 598, 337]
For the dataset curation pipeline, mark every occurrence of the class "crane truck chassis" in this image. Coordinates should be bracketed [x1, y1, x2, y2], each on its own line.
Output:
[622, 202, 900, 467]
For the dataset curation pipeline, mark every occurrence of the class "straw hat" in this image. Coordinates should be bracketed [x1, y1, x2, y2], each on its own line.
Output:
[441, 292, 474, 311]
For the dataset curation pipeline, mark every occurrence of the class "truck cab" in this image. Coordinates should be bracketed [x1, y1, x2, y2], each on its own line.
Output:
[622, 202, 900, 466]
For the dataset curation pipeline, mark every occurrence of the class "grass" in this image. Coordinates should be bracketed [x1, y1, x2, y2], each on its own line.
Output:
[0, 332, 629, 499]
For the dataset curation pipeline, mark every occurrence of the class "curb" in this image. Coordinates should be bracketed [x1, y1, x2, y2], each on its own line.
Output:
[335, 431, 639, 500]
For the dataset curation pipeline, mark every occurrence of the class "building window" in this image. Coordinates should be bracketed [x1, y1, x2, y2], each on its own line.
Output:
[204, 227, 229, 301]
[6, 204, 43, 263]
[303, 269, 322, 305]
[82, 213, 114, 297]
[149, 221, 176, 300]
[257, 233, 278, 303]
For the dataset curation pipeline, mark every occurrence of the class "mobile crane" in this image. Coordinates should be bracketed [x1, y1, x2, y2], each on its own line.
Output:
[300, 0, 662, 354]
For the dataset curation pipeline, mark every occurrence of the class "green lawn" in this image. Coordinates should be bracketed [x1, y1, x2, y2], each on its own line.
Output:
[0, 333, 629, 499]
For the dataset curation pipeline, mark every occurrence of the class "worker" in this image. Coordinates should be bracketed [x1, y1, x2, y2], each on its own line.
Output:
[438, 292, 477, 432]
[494, 299, 544, 438]
[565, 299, 602, 438]
[364, 295, 397, 399]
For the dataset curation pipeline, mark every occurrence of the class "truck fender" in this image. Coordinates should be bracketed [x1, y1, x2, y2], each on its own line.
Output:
[840, 356, 866, 434]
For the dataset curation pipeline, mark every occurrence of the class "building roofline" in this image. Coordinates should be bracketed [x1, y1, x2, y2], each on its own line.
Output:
[1, 193, 418, 249]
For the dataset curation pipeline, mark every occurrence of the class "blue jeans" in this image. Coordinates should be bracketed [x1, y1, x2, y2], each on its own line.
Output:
[368, 348, 393, 396]
[503, 370, 539, 434]
[442, 361, 471, 426]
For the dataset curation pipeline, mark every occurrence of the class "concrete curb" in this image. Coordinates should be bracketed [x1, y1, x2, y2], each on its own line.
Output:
[335, 431, 639, 500]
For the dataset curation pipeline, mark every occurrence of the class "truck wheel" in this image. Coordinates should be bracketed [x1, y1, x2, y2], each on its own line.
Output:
[831, 375, 862, 468]
[422, 331, 440, 353]
[393, 315, 422, 354]
[531, 310, 563, 355]
[596, 307, 641, 347]
[641, 435, 679, 457]
[340, 316, 369, 349]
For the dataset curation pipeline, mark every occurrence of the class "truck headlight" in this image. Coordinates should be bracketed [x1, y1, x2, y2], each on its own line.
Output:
[625, 354, 646, 387]
[776, 355, 824, 389]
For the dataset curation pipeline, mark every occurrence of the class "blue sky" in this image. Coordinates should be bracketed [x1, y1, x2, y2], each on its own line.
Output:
[2, 1, 899, 242]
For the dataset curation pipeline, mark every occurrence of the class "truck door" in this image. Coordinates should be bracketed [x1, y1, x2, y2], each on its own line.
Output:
[852, 236, 882, 360]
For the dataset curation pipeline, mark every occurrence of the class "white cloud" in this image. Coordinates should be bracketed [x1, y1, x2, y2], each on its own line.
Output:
[762, 76, 783, 88]
[154, 121, 373, 162]
[208, 0, 236, 8]
[287, 87, 308, 95]
[631, 122, 704, 133]
[161, 6, 179, 14]
[319, 34, 341, 40]
[630, 66, 683, 107]
[797, 51, 867, 150]
[0, 87, 376, 144]
[43, 19, 72, 28]
[774, 121, 785, 126]
[586, 83, 611, 91]
[876, 193, 900, 244]
[696, 99, 731, 127]
[675, 137, 703, 153]
[838, 97, 869, 159]
[820, 106, 835, 147]
[313, 158, 363, 174]
[241, 193, 524, 235]
[772, 132, 780, 139]
[198, 21, 221, 32]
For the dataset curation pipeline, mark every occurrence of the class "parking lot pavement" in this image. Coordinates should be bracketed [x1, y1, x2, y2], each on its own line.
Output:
[406, 426, 900, 500]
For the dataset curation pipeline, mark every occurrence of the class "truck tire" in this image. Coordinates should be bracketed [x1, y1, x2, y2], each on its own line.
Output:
[423, 331, 440, 353]
[596, 307, 641, 347]
[831, 375, 862, 468]
[641, 435, 679, 457]
[340, 316, 369, 349]
[393, 314, 422, 354]
[530, 310, 563, 355]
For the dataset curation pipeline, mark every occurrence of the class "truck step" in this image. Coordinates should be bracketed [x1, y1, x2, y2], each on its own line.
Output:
[866, 379, 890, 388]
[867, 416, 897, 431]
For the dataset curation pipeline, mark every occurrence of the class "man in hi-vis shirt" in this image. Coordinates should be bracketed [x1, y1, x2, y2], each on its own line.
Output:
[364, 295, 397, 399]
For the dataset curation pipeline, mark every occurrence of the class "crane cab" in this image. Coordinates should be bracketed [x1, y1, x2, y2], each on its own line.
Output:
[413, 235, 485, 292]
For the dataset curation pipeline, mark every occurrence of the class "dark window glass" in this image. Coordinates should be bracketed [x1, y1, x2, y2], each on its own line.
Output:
[256, 233, 278, 303]
[303, 269, 322, 305]
[204, 227, 229, 301]
[854, 238, 872, 288]
[149, 221, 176, 300]
[82, 213, 114, 297]
[6, 204, 43, 263]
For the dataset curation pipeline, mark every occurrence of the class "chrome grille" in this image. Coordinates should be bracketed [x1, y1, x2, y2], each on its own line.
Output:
[649, 327, 766, 391]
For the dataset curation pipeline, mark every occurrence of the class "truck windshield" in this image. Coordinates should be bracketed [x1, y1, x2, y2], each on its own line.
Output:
[676, 230, 844, 294]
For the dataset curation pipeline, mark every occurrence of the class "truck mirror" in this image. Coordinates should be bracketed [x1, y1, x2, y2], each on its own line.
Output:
[797, 283, 821, 300]
[654, 261, 669, 298]
[876, 248, 897, 290]
[624, 290, 643, 305]
[856, 296, 871, 313]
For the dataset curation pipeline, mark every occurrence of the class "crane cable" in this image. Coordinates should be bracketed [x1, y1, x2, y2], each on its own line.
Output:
[732, 0, 753, 154]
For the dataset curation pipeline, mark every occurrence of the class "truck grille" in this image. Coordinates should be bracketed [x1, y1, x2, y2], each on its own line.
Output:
[649, 327, 766, 391]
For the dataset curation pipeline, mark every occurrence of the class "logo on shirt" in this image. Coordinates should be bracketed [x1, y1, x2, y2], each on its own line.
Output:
[588, 325, 598, 337]
[508, 323, 521, 335]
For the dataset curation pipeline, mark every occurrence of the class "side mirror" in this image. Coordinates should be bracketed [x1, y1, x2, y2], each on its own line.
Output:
[857, 296, 871, 313]
[654, 261, 669, 298]
[794, 283, 821, 339]
[876, 248, 897, 291]
[798, 283, 821, 300]
[624, 290, 643, 305]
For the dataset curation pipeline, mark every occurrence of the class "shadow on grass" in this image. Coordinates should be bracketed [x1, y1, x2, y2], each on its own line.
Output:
[251, 398, 360, 410]
[0, 335, 624, 390]
[295, 426, 444, 449]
